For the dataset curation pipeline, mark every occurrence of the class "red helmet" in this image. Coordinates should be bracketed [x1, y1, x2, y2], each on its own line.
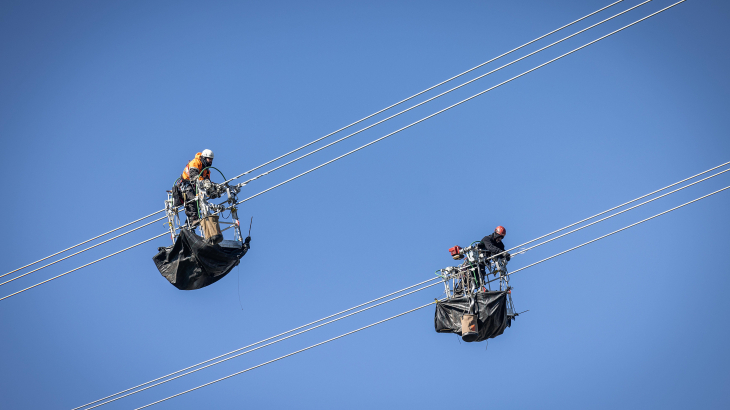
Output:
[495, 226, 506, 237]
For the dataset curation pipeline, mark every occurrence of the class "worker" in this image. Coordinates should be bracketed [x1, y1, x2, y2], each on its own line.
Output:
[479, 226, 510, 261]
[178, 149, 214, 225]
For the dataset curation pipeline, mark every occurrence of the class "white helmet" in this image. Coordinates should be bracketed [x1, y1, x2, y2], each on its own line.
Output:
[201, 149, 214, 159]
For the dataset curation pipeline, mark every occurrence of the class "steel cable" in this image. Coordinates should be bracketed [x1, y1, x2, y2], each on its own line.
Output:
[231, 1, 650, 190]
[0, 1, 630, 283]
[79, 281, 441, 409]
[0, 1, 686, 303]
[503, 168, 730, 259]
[72, 277, 441, 409]
[234, 0, 687, 207]
[1, 209, 164, 279]
[137, 184, 727, 410]
[0, 216, 167, 287]
[485, 160, 730, 261]
[221, 0, 626, 186]
[136, 300, 439, 409]
[75, 163, 727, 407]
[0, 233, 168, 302]
[489, 185, 730, 284]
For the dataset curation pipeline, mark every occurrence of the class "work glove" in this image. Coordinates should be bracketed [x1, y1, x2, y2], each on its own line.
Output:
[504, 252, 511, 261]
[244, 236, 251, 244]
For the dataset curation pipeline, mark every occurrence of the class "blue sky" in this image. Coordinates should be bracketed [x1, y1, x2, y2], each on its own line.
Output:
[1, 0, 729, 408]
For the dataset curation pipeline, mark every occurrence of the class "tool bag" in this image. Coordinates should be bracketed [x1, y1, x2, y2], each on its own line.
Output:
[460, 314, 479, 342]
[200, 215, 222, 239]
[171, 182, 184, 207]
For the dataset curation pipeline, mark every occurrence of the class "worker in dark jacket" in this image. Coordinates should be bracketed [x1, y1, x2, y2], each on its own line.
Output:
[480, 226, 510, 260]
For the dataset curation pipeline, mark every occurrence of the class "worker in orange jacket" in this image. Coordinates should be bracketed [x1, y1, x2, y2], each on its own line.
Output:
[178, 149, 214, 224]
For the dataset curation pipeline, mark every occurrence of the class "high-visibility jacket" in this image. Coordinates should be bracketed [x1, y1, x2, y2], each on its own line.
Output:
[181, 152, 211, 181]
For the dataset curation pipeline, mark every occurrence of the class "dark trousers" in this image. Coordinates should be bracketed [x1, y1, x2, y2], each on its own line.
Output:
[178, 180, 199, 221]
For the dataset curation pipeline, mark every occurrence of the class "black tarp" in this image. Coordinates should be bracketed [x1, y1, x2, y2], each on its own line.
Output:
[153, 229, 248, 290]
[434, 291, 511, 342]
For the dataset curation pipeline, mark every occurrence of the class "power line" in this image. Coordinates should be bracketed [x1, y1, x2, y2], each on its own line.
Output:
[486, 160, 730, 261]
[79, 281, 441, 409]
[0, 233, 168, 302]
[135, 300, 439, 409]
[0, 1, 688, 302]
[0, 216, 167, 287]
[1, 209, 164, 279]
[504, 167, 730, 260]
[137, 184, 728, 410]
[232, 0, 650, 190]
[233, 0, 687, 207]
[221, 0, 626, 186]
[76, 166, 729, 407]
[0, 0, 631, 282]
[72, 277, 441, 409]
[490, 184, 730, 283]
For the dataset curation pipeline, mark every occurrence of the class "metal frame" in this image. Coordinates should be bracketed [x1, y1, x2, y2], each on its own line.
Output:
[164, 180, 245, 244]
[436, 244, 517, 318]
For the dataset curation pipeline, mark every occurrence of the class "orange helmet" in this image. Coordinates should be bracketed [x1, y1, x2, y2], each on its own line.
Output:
[495, 226, 506, 237]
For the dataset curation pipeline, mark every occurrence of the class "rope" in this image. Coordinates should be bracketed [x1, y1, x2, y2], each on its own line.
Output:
[0, 232, 168, 302]
[0, 209, 164, 279]
[135, 299, 439, 409]
[221, 0, 626, 186]
[489, 185, 730, 284]
[74, 277, 441, 409]
[79, 281, 441, 409]
[231, 1, 648, 190]
[0, 216, 167, 287]
[234, 0, 687, 207]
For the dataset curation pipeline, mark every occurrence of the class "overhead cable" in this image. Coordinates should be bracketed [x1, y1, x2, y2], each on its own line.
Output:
[80, 281, 441, 409]
[72, 277, 441, 410]
[234, 0, 687, 207]
[221, 0, 626, 186]
[492, 166, 730, 261]
[0, 216, 167, 287]
[0, 1, 686, 302]
[0, 232, 168, 302]
[232, 1, 650, 189]
[486, 160, 730, 261]
[139, 186, 727, 409]
[0, 1, 628, 281]
[489, 184, 730, 283]
[1, 209, 164, 279]
[136, 300, 439, 409]
[77, 166, 729, 407]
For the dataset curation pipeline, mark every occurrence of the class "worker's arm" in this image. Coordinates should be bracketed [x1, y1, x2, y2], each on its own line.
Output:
[480, 236, 504, 255]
